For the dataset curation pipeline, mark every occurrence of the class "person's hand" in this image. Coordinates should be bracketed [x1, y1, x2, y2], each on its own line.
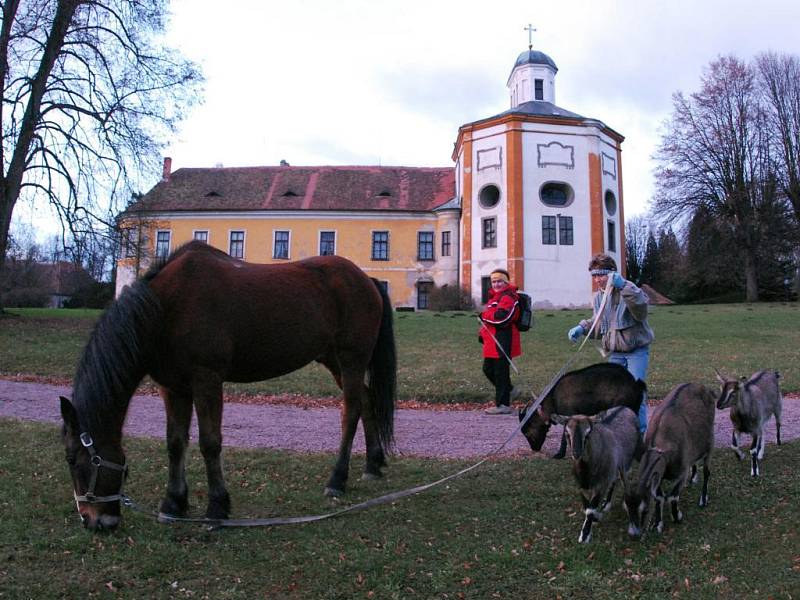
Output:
[611, 272, 626, 289]
[568, 325, 585, 342]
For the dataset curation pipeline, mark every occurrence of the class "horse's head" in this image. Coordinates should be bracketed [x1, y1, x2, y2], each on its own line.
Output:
[60, 396, 127, 531]
[518, 403, 552, 452]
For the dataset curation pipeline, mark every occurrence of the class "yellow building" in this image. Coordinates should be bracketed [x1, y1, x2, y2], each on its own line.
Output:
[116, 162, 457, 309]
[117, 44, 627, 309]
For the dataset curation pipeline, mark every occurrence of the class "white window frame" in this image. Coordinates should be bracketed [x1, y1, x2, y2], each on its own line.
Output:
[155, 230, 172, 259]
[229, 230, 246, 259]
[318, 230, 336, 256]
[273, 229, 291, 260]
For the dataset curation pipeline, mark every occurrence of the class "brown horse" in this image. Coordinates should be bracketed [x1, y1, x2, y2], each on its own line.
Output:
[60, 241, 396, 530]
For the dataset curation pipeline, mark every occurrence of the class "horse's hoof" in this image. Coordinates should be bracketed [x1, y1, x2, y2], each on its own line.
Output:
[159, 497, 189, 518]
[324, 486, 344, 498]
[361, 472, 382, 481]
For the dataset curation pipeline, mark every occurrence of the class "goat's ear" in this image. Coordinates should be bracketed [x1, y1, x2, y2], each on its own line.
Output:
[550, 413, 568, 425]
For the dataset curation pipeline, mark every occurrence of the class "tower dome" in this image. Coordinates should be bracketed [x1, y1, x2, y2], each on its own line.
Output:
[507, 47, 558, 107]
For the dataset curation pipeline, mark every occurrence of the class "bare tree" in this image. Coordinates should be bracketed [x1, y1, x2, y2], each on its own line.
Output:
[653, 56, 773, 301]
[0, 0, 202, 309]
[757, 52, 800, 224]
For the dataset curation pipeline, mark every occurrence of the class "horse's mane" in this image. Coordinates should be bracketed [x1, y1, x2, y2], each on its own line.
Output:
[71, 279, 163, 434]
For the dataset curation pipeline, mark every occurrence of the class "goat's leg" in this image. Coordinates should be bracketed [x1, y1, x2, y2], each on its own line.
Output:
[552, 427, 567, 459]
[699, 458, 711, 507]
[578, 491, 604, 544]
[776, 416, 782, 446]
[689, 464, 698, 484]
[667, 479, 685, 523]
[651, 486, 665, 534]
[601, 483, 616, 513]
[750, 433, 761, 477]
[731, 430, 745, 460]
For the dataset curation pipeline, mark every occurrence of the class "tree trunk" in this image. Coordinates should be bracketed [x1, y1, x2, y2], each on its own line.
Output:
[743, 248, 759, 302]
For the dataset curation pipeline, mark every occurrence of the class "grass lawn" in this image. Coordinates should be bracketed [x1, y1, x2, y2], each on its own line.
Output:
[1, 419, 798, 598]
[2, 303, 798, 402]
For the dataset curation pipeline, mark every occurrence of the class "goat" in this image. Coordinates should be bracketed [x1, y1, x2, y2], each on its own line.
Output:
[551, 406, 640, 544]
[624, 383, 717, 538]
[518, 362, 645, 458]
[715, 369, 782, 477]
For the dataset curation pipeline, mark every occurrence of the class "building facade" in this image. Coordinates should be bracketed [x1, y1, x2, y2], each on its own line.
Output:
[116, 46, 626, 309]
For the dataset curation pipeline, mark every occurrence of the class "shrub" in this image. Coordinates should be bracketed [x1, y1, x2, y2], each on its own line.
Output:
[428, 284, 475, 312]
[2, 287, 49, 308]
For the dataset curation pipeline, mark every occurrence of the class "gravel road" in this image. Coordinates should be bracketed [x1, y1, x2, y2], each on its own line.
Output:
[1, 379, 796, 459]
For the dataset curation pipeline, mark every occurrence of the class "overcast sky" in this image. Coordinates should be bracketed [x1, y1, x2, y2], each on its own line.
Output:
[15, 0, 800, 241]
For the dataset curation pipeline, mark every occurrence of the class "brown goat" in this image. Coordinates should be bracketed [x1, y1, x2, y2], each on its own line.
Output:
[624, 383, 717, 538]
[716, 369, 783, 477]
[552, 407, 640, 543]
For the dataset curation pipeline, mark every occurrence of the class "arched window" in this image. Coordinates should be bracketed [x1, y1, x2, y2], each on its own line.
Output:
[605, 190, 617, 216]
[478, 184, 501, 209]
[539, 182, 574, 207]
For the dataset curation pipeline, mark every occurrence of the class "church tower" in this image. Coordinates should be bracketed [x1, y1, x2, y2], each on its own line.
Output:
[453, 33, 626, 308]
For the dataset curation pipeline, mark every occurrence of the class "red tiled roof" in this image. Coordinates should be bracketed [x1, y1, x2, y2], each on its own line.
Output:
[127, 165, 456, 214]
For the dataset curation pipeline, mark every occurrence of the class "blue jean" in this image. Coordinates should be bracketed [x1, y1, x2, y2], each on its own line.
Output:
[608, 345, 650, 433]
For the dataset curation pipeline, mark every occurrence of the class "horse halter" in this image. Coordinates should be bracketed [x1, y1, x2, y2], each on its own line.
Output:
[73, 432, 128, 505]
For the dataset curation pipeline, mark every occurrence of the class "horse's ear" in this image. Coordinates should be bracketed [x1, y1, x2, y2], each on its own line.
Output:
[60, 396, 78, 428]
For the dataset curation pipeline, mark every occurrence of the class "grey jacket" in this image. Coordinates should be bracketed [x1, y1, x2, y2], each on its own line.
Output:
[579, 281, 655, 353]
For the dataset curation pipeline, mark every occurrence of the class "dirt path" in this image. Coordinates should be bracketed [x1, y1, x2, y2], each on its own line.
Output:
[1, 379, 796, 459]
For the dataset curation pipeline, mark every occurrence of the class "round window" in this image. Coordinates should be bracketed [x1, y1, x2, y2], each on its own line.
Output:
[539, 182, 574, 207]
[478, 184, 501, 209]
[605, 190, 617, 216]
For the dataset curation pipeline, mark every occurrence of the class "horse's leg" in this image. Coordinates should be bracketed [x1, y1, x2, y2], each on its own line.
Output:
[192, 371, 231, 519]
[160, 386, 193, 517]
[321, 354, 384, 489]
[324, 366, 368, 497]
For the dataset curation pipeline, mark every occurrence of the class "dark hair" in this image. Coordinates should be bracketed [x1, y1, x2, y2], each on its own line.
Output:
[588, 253, 617, 271]
[490, 268, 510, 279]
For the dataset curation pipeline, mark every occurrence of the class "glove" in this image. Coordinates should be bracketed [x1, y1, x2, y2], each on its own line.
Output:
[568, 325, 585, 342]
[610, 272, 626, 289]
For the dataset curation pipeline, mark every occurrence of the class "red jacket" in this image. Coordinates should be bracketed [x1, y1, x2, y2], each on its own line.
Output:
[479, 285, 522, 359]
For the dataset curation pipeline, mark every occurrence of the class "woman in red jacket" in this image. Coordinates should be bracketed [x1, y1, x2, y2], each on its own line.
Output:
[479, 269, 522, 415]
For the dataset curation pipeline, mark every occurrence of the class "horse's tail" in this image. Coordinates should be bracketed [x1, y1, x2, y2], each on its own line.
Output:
[368, 279, 397, 451]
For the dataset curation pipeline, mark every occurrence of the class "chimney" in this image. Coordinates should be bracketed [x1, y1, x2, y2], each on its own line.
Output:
[162, 156, 172, 181]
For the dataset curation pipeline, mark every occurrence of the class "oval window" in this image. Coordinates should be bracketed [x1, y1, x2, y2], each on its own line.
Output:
[605, 190, 617, 216]
[539, 182, 574, 207]
[478, 184, 501, 209]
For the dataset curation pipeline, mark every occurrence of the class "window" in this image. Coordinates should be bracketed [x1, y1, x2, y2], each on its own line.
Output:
[417, 282, 433, 310]
[479, 184, 501, 209]
[605, 190, 617, 216]
[542, 216, 556, 245]
[155, 231, 171, 259]
[319, 231, 335, 256]
[559, 216, 574, 245]
[441, 231, 451, 257]
[482, 218, 497, 248]
[229, 230, 245, 258]
[371, 231, 389, 260]
[540, 182, 574, 207]
[607, 220, 616, 252]
[535, 78, 544, 100]
[273, 230, 289, 259]
[418, 231, 434, 261]
[194, 230, 208, 243]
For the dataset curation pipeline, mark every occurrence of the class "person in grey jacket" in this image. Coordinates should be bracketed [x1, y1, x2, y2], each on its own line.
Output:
[567, 253, 654, 433]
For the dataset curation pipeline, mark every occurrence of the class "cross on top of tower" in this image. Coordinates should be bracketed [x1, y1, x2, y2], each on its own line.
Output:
[524, 23, 537, 50]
